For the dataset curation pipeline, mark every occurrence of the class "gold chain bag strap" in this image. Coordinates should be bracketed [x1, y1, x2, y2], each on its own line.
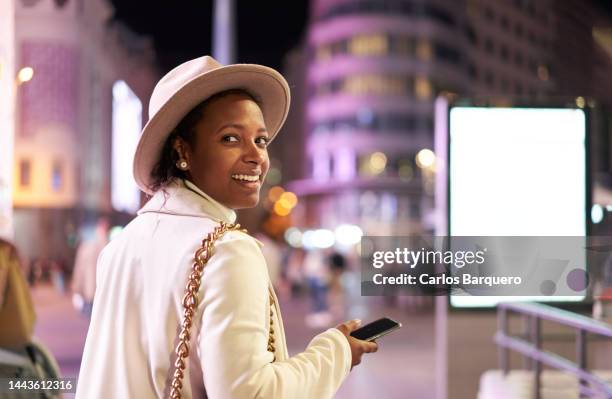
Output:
[169, 222, 277, 399]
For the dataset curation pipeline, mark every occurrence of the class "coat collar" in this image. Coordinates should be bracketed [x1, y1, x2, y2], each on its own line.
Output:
[138, 179, 237, 224]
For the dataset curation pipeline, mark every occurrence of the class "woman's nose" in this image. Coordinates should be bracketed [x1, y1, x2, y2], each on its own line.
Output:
[243, 141, 266, 165]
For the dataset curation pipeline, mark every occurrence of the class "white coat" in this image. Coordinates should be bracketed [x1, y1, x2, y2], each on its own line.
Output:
[75, 179, 351, 398]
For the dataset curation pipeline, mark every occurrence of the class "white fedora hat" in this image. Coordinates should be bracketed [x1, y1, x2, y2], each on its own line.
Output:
[133, 55, 291, 194]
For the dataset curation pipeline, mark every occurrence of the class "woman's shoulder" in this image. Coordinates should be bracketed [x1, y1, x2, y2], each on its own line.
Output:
[200, 229, 269, 286]
[214, 229, 264, 257]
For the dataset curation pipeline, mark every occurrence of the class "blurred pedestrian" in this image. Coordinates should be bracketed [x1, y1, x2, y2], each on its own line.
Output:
[49, 260, 66, 294]
[286, 247, 306, 298]
[304, 249, 332, 328]
[327, 250, 347, 318]
[0, 239, 62, 383]
[71, 218, 109, 317]
[254, 232, 282, 289]
[0, 238, 35, 350]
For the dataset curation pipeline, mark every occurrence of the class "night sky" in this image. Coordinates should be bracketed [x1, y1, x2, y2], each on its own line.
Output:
[110, 0, 612, 75]
[109, 0, 310, 74]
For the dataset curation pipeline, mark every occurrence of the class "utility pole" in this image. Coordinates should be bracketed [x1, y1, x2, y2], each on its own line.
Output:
[212, 0, 236, 65]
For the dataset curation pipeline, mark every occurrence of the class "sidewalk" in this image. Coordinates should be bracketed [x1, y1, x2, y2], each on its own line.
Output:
[31, 284, 435, 398]
[280, 295, 435, 399]
[31, 283, 89, 392]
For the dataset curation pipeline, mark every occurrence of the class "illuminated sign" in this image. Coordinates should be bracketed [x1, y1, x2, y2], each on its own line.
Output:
[448, 107, 587, 307]
[112, 80, 142, 214]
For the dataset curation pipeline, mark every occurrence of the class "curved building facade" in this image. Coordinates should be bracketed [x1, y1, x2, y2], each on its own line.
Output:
[290, 0, 469, 235]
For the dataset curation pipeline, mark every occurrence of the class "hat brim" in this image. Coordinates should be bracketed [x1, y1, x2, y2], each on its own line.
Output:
[133, 64, 290, 195]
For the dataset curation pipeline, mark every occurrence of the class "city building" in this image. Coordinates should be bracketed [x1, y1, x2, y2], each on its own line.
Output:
[0, 0, 157, 261]
[282, 0, 612, 242]
[465, 0, 555, 98]
[288, 0, 471, 237]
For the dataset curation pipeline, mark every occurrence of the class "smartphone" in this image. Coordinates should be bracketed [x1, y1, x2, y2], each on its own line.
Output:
[350, 317, 402, 341]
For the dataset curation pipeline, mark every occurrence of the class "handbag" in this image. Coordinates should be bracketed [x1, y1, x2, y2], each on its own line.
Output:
[0, 240, 35, 350]
[169, 222, 276, 399]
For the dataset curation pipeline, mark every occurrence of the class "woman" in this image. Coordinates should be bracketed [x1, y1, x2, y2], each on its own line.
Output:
[76, 56, 377, 399]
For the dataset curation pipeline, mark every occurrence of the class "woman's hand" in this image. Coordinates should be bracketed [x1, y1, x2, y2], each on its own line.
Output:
[336, 319, 378, 370]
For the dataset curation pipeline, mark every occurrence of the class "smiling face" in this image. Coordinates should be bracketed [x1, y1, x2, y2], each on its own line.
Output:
[176, 93, 270, 209]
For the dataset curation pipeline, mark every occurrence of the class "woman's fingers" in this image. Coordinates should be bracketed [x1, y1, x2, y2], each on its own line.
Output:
[336, 319, 379, 370]
[362, 341, 378, 353]
[336, 319, 362, 335]
[345, 319, 362, 332]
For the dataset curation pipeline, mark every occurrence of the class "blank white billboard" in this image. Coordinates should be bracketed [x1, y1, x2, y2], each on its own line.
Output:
[449, 107, 587, 307]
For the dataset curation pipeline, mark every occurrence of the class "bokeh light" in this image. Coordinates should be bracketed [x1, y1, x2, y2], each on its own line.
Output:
[591, 204, 604, 224]
[368, 152, 387, 175]
[416, 149, 435, 169]
[268, 186, 284, 202]
[17, 66, 34, 83]
[334, 224, 363, 246]
[284, 227, 302, 248]
[273, 200, 291, 216]
[279, 191, 298, 208]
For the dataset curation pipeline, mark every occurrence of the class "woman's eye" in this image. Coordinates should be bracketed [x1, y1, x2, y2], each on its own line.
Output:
[256, 137, 270, 146]
[222, 135, 239, 142]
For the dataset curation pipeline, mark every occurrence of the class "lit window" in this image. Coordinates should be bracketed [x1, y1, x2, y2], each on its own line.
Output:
[316, 45, 332, 61]
[313, 152, 331, 181]
[342, 74, 407, 96]
[537, 65, 549, 81]
[416, 39, 432, 61]
[19, 159, 31, 188]
[51, 160, 62, 191]
[394, 37, 412, 55]
[334, 147, 355, 181]
[359, 152, 387, 177]
[415, 76, 432, 99]
[348, 34, 388, 56]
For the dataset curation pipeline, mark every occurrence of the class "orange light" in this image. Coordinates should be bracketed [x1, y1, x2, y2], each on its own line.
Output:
[279, 191, 298, 208]
[278, 198, 291, 209]
[268, 186, 284, 202]
[273, 201, 291, 216]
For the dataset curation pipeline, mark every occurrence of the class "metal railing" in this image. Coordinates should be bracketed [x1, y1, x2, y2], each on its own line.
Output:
[496, 302, 612, 398]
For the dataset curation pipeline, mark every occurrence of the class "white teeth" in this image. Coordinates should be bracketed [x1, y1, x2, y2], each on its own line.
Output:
[232, 174, 259, 182]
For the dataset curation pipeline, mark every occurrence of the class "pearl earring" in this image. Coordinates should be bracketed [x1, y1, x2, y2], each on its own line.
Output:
[177, 160, 188, 170]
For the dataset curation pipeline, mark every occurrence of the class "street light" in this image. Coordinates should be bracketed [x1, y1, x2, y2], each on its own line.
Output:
[416, 148, 435, 169]
[16, 66, 34, 84]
